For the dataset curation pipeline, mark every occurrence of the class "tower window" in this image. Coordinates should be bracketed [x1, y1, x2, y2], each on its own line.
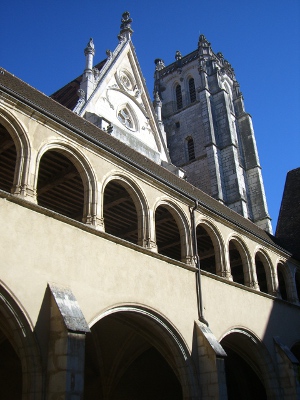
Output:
[189, 78, 196, 103]
[187, 137, 195, 161]
[175, 84, 183, 110]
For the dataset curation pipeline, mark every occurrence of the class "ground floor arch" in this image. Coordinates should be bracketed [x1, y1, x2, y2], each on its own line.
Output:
[84, 306, 198, 400]
[0, 285, 42, 399]
[220, 329, 279, 400]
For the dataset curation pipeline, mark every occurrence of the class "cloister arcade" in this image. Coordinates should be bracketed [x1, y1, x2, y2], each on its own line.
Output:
[0, 119, 299, 304]
[0, 105, 300, 398]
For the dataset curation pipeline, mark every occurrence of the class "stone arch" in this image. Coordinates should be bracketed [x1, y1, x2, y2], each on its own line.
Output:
[194, 219, 225, 277]
[35, 142, 98, 225]
[227, 236, 253, 287]
[276, 261, 294, 301]
[254, 249, 275, 295]
[101, 172, 149, 246]
[220, 328, 280, 399]
[154, 198, 191, 263]
[0, 108, 31, 196]
[85, 305, 199, 399]
[0, 282, 42, 398]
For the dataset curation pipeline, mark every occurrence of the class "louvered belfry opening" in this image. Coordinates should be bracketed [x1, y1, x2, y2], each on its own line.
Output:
[37, 150, 85, 221]
[0, 123, 17, 193]
[175, 84, 183, 110]
[189, 78, 196, 103]
[103, 181, 139, 244]
[187, 137, 195, 161]
[229, 241, 244, 285]
[155, 206, 181, 261]
[196, 225, 216, 274]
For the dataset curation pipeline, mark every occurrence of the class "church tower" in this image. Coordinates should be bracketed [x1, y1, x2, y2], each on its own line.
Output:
[154, 35, 272, 233]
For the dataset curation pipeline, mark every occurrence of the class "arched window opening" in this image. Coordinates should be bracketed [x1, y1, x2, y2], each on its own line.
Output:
[255, 254, 268, 294]
[103, 180, 139, 244]
[187, 137, 195, 161]
[0, 334, 22, 398]
[37, 150, 84, 221]
[295, 270, 300, 302]
[85, 311, 183, 399]
[117, 105, 137, 131]
[277, 264, 288, 300]
[155, 206, 181, 261]
[229, 241, 244, 285]
[0, 123, 17, 193]
[188, 78, 196, 103]
[175, 84, 183, 110]
[196, 225, 216, 274]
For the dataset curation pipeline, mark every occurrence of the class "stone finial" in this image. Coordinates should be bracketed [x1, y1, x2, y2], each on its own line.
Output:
[84, 38, 95, 72]
[154, 59, 165, 71]
[198, 34, 211, 48]
[154, 91, 162, 104]
[119, 11, 133, 40]
[175, 50, 182, 61]
[84, 38, 95, 56]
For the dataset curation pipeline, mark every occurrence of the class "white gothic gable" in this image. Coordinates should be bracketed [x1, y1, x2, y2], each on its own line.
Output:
[78, 39, 169, 164]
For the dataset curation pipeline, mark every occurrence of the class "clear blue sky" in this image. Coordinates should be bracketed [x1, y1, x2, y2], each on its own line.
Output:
[1, 1, 299, 232]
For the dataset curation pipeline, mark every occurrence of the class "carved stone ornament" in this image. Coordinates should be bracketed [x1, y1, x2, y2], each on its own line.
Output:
[77, 89, 85, 99]
[117, 105, 137, 131]
[120, 11, 133, 32]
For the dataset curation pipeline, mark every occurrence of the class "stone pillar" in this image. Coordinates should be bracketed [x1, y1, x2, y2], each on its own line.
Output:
[194, 321, 228, 400]
[80, 38, 95, 102]
[47, 284, 90, 400]
[274, 336, 300, 399]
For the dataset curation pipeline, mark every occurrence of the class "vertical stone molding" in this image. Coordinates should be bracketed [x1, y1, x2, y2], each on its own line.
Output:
[47, 284, 90, 400]
[195, 321, 228, 400]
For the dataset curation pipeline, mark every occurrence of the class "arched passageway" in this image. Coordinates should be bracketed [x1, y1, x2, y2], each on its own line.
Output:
[155, 205, 181, 261]
[221, 331, 268, 400]
[255, 254, 268, 294]
[229, 241, 244, 285]
[277, 264, 288, 300]
[0, 333, 22, 399]
[37, 150, 85, 221]
[196, 225, 216, 274]
[0, 123, 17, 193]
[103, 180, 139, 244]
[0, 286, 42, 399]
[84, 309, 187, 399]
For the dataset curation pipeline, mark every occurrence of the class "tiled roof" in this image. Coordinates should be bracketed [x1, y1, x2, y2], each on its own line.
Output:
[50, 59, 106, 110]
[0, 67, 289, 254]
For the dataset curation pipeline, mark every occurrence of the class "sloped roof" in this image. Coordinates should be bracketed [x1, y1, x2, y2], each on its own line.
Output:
[50, 59, 106, 110]
[0, 67, 290, 254]
[276, 168, 300, 260]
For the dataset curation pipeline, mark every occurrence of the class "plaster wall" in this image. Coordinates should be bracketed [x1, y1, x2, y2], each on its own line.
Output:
[1, 197, 299, 365]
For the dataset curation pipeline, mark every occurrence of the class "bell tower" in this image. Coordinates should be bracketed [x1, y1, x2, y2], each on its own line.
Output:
[154, 35, 272, 233]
